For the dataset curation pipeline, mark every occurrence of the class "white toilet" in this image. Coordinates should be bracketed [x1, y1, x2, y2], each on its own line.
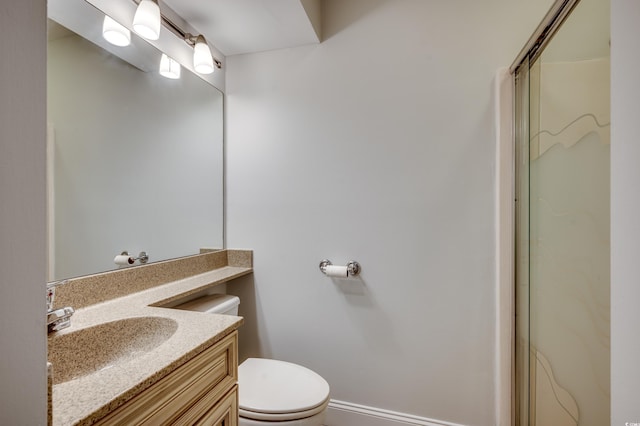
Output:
[174, 294, 330, 426]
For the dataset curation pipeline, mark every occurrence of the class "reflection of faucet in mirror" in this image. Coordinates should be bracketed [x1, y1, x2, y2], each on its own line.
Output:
[46, 280, 74, 334]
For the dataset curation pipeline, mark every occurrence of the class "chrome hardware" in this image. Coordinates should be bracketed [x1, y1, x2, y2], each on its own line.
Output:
[319, 259, 332, 274]
[46, 280, 74, 333]
[318, 259, 362, 277]
[347, 261, 361, 276]
[47, 307, 75, 333]
[46, 280, 68, 312]
[119, 251, 150, 265]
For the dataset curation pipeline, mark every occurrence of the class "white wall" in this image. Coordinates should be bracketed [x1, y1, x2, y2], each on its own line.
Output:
[0, 1, 48, 424]
[611, 0, 640, 424]
[226, 1, 551, 424]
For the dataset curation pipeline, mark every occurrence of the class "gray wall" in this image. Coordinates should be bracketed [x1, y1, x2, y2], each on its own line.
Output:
[0, 1, 48, 424]
[226, 1, 552, 424]
[611, 0, 640, 424]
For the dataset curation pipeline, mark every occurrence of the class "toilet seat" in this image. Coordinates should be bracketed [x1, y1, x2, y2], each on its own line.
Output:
[239, 398, 329, 422]
[238, 358, 330, 421]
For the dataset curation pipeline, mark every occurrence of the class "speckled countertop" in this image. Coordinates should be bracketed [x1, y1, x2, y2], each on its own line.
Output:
[48, 250, 252, 426]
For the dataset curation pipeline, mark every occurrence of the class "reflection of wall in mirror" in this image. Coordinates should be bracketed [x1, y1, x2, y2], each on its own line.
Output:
[47, 32, 224, 280]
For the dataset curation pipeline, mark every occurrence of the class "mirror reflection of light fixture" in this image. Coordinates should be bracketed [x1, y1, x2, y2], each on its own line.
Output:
[102, 15, 131, 47]
[192, 35, 214, 74]
[133, 0, 161, 40]
[159, 53, 181, 79]
[118, 0, 223, 75]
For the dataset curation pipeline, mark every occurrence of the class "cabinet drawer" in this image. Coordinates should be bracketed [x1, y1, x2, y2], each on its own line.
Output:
[95, 331, 237, 425]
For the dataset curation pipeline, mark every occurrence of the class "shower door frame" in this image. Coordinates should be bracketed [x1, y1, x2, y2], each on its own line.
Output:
[510, 0, 582, 425]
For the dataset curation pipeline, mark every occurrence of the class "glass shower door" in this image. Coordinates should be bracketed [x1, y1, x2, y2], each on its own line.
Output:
[514, 0, 610, 424]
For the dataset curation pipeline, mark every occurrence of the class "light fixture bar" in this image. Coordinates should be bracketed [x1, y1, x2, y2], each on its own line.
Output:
[161, 15, 222, 69]
[130, 0, 222, 69]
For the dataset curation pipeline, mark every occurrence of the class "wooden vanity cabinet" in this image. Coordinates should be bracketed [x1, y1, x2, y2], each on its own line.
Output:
[180, 385, 238, 426]
[95, 331, 238, 426]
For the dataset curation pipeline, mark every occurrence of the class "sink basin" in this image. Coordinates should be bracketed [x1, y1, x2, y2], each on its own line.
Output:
[48, 316, 178, 385]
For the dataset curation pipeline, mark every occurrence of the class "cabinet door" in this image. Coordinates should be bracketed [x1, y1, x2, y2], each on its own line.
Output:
[194, 386, 238, 426]
[95, 332, 237, 425]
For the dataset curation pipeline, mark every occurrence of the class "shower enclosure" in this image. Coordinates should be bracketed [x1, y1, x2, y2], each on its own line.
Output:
[512, 0, 610, 424]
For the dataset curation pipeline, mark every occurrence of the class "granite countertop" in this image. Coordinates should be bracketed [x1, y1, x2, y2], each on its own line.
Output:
[49, 263, 251, 426]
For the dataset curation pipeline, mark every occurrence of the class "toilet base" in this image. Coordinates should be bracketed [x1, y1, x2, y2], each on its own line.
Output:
[239, 411, 326, 426]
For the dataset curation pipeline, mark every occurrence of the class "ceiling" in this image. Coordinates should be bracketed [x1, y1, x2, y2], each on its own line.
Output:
[161, 0, 322, 57]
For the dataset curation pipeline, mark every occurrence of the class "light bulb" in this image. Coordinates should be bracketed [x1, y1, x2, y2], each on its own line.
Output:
[193, 35, 214, 74]
[133, 0, 160, 40]
[159, 54, 181, 79]
[102, 15, 131, 47]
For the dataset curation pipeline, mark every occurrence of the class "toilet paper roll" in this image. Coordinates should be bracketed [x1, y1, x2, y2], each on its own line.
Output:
[114, 255, 135, 266]
[324, 265, 348, 278]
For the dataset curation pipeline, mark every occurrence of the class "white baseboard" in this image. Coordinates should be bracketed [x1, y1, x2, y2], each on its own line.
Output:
[325, 400, 467, 426]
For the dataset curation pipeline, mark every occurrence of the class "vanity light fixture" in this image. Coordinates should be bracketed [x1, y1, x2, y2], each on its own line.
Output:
[127, 0, 222, 74]
[102, 15, 131, 47]
[133, 0, 161, 40]
[162, 18, 221, 74]
[189, 34, 215, 74]
[159, 53, 181, 79]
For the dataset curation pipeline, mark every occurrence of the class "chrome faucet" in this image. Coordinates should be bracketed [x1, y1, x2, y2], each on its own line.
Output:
[47, 280, 74, 333]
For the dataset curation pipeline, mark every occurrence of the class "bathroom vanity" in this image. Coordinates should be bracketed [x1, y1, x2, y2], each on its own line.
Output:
[95, 332, 238, 425]
[47, 250, 251, 426]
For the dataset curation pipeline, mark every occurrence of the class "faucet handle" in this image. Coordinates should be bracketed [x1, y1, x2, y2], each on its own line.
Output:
[46, 279, 69, 311]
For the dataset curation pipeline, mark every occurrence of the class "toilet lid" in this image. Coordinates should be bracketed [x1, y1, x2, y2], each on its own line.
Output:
[238, 358, 330, 415]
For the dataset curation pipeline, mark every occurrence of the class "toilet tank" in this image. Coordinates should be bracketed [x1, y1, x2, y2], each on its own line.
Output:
[173, 294, 240, 316]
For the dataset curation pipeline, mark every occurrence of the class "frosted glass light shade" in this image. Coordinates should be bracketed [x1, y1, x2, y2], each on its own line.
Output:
[159, 54, 181, 79]
[193, 35, 214, 74]
[133, 0, 161, 40]
[102, 16, 131, 47]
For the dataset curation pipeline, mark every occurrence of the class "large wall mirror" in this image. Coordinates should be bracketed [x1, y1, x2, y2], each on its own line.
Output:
[47, 0, 224, 281]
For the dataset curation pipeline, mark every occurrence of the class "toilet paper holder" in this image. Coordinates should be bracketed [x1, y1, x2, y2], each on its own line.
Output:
[319, 259, 361, 277]
[115, 251, 149, 265]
